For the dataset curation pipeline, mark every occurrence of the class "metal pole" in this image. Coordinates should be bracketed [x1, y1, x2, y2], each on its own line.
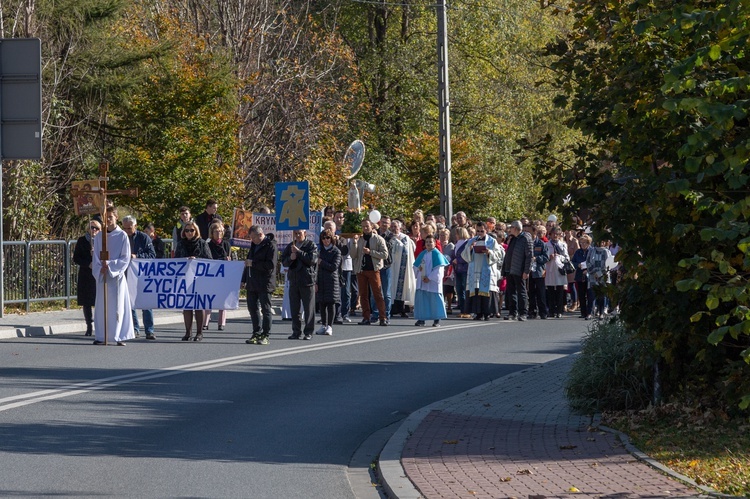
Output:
[437, 0, 453, 222]
[99, 162, 109, 345]
[0, 40, 4, 318]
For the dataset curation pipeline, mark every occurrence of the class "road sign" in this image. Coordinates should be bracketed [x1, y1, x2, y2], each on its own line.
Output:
[0, 38, 42, 160]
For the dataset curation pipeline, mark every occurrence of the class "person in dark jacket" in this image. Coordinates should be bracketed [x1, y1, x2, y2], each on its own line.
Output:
[315, 228, 341, 336]
[195, 199, 222, 242]
[205, 222, 232, 331]
[528, 224, 550, 319]
[503, 220, 533, 321]
[572, 234, 593, 320]
[144, 223, 166, 258]
[452, 227, 471, 317]
[74, 220, 101, 336]
[243, 226, 277, 345]
[281, 229, 318, 340]
[323, 220, 349, 324]
[122, 215, 157, 339]
[174, 221, 212, 341]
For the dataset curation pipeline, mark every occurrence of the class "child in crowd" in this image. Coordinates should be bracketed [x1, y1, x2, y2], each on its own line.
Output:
[413, 234, 450, 327]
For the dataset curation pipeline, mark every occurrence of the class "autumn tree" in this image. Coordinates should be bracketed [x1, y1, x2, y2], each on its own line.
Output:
[531, 0, 750, 409]
[107, 5, 243, 230]
[316, 0, 570, 220]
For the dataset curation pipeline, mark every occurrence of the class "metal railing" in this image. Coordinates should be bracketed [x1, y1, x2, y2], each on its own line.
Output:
[1, 238, 260, 313]
[3, 238, 176, 312]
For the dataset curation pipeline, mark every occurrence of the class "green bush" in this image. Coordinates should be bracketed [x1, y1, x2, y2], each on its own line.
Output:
[566, 318, 655, 414]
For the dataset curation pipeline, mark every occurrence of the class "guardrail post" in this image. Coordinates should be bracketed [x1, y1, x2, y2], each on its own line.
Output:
[24, 241, 30, 313]
[65, 241, 72, 308]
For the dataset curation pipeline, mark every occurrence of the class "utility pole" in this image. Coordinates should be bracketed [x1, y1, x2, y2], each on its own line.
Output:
[437, 0, 453, 222]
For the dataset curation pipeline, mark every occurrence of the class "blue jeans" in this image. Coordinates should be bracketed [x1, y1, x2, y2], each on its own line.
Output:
[132, 309, 154, 334]
[455, 271, 467, 313]
[370, 266, 392, 319]
[340, 270, 352, 318]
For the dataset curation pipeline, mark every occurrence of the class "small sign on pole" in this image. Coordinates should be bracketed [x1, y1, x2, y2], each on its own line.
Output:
[274, 181, 310, 231]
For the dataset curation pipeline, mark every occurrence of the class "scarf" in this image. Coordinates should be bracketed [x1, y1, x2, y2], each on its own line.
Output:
[182, 236, 204, 257]
[414, 248, 449, 268]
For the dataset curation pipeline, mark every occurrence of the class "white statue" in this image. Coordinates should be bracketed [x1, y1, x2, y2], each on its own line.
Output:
[348, 179, 376, 211]
[348, 181, 361, 211]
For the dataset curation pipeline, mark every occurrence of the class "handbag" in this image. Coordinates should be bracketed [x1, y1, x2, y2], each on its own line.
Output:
[559, 256, 575, 276]
[443, 262, 455, 285]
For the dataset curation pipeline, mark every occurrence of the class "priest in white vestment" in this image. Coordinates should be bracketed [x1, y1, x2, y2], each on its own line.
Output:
[389, 220, 416, 317]
[92, 207, 134, 345]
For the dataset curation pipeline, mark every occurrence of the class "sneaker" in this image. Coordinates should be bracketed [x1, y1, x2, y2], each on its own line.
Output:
[379, 319, 388, 326]
[369, 317, 380, 324]
[288, 334, 301, 340]
[342, 316, 352, 323]
[218, 325, 225, 331]
[116, 341, 127, 346]
[357, 318, 371, 325]
[134, 330, 141, 338]
[414, 320, 425, 326]
[518, 316, 527, 322]
[145, 333, 156, 340]
[315, 325, 327, 335]
[334, 318, 344, 325]
[504, 315, 517, 321]
[245, 335, 259, 344]
[257, 336, 270, 345]
[303, 334, 313, 340]
[432, 320, 441, 327]
[324, 326, 333, 336]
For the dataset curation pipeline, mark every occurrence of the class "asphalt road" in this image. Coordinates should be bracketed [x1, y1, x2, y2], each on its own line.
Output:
[0, 314, 588, 498]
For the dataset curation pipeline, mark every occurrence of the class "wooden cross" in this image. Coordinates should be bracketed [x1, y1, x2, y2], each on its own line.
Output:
[71, 161, 138, 345]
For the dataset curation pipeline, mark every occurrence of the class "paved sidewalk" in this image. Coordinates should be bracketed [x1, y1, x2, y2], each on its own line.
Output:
[380, 355, 714, 499]
[0, 299, 280, 340]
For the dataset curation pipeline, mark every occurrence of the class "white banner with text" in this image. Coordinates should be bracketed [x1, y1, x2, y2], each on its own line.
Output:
[127, 258, 245, 310]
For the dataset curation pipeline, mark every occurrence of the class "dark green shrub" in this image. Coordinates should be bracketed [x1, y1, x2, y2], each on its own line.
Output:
[566, 318, 655, 414]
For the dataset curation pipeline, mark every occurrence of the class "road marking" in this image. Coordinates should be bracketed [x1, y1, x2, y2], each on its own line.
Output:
[0, 322, 484, 413]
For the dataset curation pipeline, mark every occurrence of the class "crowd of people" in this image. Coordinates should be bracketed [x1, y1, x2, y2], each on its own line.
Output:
[75, 202, 620, 346]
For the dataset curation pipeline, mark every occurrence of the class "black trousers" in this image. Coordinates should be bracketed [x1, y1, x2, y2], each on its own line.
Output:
[528, 277, 548, 318]
[506, 274, 528, 317]
[247, 291, 273, 335]
[546, 285, 566, 315]
[576, 281, 590, 317]
[290, 284, 315, 337]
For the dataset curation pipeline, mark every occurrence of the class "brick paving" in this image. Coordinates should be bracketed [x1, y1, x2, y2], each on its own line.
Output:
[400, 357, 702, 498]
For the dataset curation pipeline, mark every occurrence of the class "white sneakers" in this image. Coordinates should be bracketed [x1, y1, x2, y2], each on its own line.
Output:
[316, 325, 333, 335]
